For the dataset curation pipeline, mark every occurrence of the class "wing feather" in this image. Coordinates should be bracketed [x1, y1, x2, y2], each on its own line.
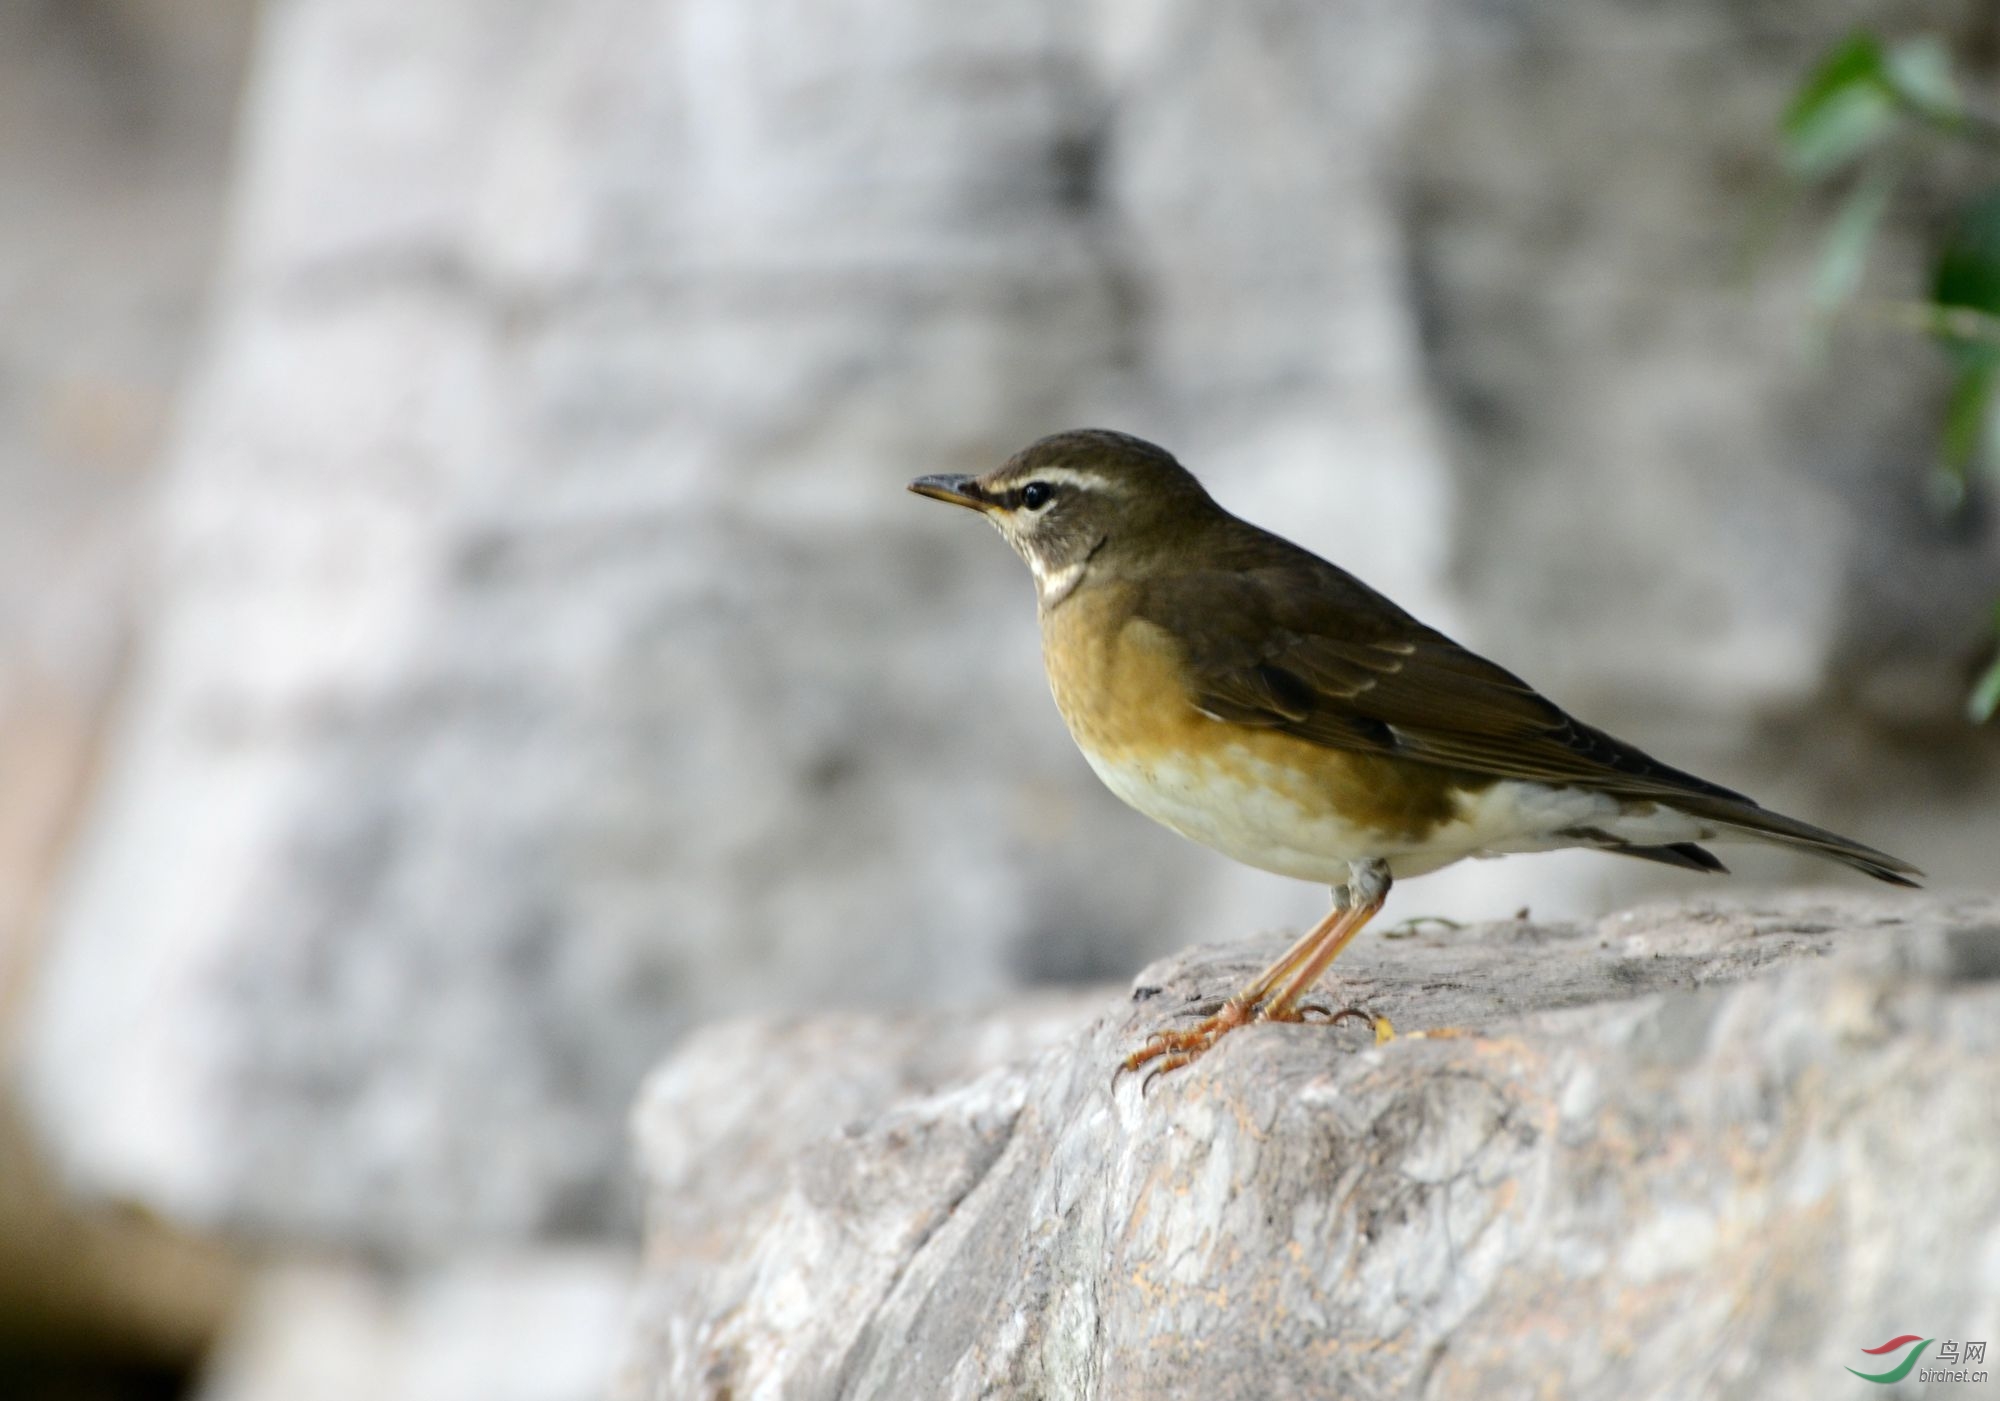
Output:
[1130, 534, 1918, 883]
[1133, 556, 1740, 801]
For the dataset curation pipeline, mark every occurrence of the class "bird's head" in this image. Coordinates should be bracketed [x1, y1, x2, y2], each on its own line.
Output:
[908, 429, 1216, 607]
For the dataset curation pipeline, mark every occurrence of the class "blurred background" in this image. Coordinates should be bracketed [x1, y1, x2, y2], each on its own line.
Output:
[2, 1, 1998, 1397]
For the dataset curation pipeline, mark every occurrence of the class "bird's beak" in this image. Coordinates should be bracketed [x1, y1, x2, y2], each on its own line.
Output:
[907, 473, 989, 511]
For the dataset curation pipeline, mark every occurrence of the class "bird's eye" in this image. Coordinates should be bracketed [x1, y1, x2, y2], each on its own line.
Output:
[1020, 481, 1054, 511]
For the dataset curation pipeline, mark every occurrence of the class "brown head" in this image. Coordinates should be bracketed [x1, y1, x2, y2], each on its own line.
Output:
[908, 429, 1221, 606]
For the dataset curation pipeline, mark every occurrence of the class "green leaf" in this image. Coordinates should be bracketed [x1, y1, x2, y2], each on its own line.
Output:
[1812, 168, 1896, 314]
[1973, 656, 2000, 722]
[1885, 35, 1961, 119]
[1933, 188, 2000, 368]
[1970, 603, 2000, 724]
[1785, 34, 1888, 126]
[1941, 363, 1997, 477]
[1782, 34, 1899, 179]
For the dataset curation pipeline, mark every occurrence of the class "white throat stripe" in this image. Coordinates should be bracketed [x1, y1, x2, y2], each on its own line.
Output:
[1032, 555, 1089, 608]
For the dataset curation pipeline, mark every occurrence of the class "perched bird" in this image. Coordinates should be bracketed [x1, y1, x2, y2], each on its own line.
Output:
[910, 430, 1921, 1077]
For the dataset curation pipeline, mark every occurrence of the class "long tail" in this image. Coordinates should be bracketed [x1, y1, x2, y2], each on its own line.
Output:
[1668, 793, 1922, 887]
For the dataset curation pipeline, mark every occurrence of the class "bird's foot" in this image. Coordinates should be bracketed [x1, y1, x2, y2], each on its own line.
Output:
[1119, 997, 1394, 1091]
[1119, 997, 1254, 1088]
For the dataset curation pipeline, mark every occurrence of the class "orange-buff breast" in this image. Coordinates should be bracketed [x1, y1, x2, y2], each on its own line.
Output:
[1038, 588, 1465, 882]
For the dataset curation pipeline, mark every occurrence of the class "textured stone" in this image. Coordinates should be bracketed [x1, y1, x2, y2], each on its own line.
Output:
[621, 894, 2000, 1401]
[198, 1253, 631, 1401]
[0, 2, 255, 1386]
[0, 0, 254, 1022]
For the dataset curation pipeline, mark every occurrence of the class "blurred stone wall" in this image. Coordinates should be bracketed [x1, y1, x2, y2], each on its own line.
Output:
[0, 0, 253, 1389]
[10, 0, 1999, 1359]
[0, 0, 252, 1035]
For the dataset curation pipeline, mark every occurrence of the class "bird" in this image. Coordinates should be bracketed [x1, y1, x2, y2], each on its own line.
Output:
[908, 429, 1921, 1078]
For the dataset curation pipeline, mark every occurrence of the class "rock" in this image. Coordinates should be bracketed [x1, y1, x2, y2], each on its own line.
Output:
[620, 894, 2000, 1401]
[20, 0, 2000, 1259]
[0, 4, 254, 1392]
[0, 0, 254, 1023]
[0, 0, 256, 1008]
[197, 1252, 632, 1401]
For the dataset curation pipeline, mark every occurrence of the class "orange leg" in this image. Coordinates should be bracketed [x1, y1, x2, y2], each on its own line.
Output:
[1119, 905, 1346, 1074]
[1260, 891, 1382, 1021]
[1122, 863, 1391, 1082]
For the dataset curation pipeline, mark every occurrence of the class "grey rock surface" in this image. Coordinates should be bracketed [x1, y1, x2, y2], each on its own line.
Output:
[621, 894, 2000, 1401]
[0, 0, 254, 1025]
[19, 0, 2000, 1256]
[0, 2, 256, 1377]
[197, 1252, 632, 1401]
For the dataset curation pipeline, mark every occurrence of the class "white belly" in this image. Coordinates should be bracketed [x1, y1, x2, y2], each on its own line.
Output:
[1077, 743, 1383, 883]
[1076, 742, 1709, 884]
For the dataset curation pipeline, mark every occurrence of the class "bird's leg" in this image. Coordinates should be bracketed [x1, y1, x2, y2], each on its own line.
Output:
[1122, 862, 1392, 1079]
[1174, 906, 1346, 1021]
[1121, 906, 1343, 1076]
[1258, 862, 1390, 1024]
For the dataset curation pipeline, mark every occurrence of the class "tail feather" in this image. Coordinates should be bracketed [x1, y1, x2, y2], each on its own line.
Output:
[1669, 794, 1923, 888]
[1600, 840, 1731, 875]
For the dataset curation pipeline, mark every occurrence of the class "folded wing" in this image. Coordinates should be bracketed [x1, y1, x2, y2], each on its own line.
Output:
[1134, 541, 1921, 886]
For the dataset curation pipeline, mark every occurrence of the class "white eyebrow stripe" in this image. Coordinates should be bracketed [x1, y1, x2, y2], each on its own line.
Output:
[1014, 467, 1117, 492]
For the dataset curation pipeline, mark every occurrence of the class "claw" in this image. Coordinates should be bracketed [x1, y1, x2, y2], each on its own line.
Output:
[1113, 1039, 1162, 1085]
[1295, 1003, 1361, 1025]
[1141, 1054, 1194, 1096]
[1319, 1006, 1395, 1044]
[1115, 998, 1254, 1085]
[1119, 996, 1416, 1087]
